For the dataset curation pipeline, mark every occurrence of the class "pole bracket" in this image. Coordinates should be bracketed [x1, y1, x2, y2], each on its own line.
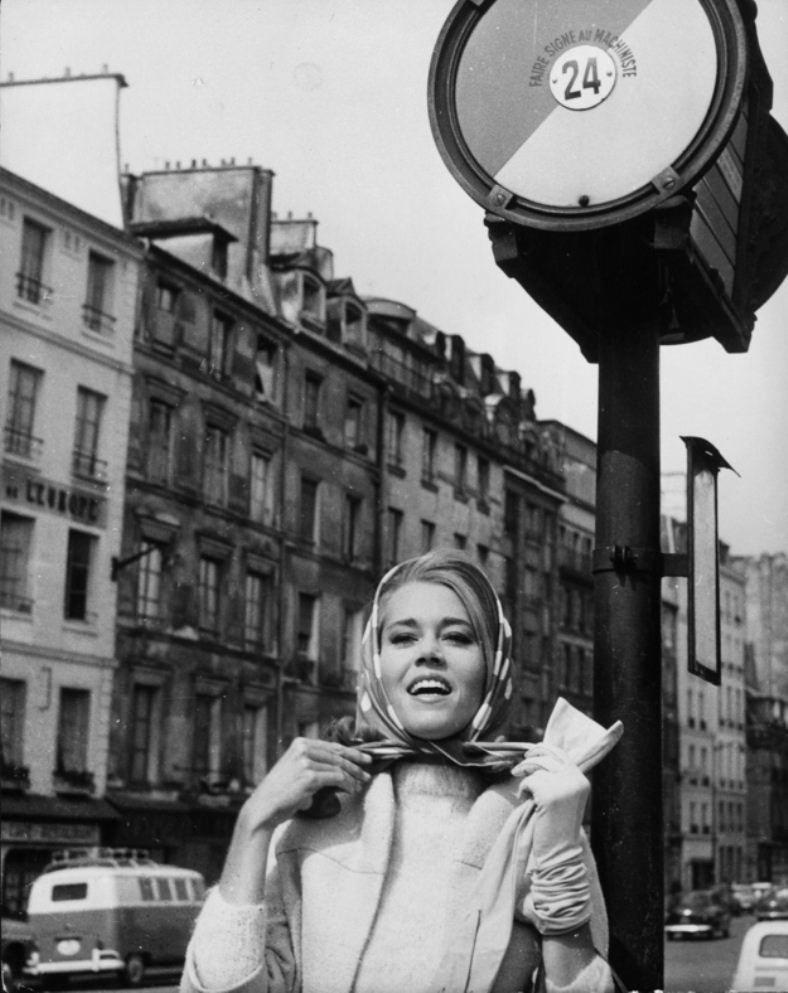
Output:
[592, 546, 689, 577]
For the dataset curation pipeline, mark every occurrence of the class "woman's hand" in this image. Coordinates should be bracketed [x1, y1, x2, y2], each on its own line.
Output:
[219, 737, 372, 905]
[512, 744, 592, 936]
[240, 737, 373, 833]
[513, 743, 590, 840]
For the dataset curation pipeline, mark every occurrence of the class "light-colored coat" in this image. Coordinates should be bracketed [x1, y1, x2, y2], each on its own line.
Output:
[181, 768, 610, 993]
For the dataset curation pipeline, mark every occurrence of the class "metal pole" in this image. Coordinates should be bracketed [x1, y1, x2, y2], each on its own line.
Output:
[591, 316, 664, 991]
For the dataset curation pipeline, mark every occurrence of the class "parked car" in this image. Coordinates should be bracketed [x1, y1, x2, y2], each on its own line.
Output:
[731, 919, 788, 992]
[1, 916, 37, 992]
[755, 890, 788, 921]
[665, 889, 732, 940]
[23, 848, 205, 987]
[730, 883, 756, 915]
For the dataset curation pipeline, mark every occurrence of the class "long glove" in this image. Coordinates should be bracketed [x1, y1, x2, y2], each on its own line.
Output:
[514, 743, 592, 935]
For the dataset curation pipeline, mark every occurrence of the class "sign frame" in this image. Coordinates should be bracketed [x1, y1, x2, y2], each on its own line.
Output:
[428, 0, 749, 231]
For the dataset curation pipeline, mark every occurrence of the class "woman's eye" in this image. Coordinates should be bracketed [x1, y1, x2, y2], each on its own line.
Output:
[444, 630, 473, 645]
[389, 632, 416, 646]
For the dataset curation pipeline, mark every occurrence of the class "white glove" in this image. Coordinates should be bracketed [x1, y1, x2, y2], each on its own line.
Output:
[513, 744, 592, 935]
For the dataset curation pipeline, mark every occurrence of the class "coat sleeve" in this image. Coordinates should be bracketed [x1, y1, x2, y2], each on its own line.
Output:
[180, 850, 300, 993]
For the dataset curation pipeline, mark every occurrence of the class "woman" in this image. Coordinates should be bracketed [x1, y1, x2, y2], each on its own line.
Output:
[181, 550, 623, 993]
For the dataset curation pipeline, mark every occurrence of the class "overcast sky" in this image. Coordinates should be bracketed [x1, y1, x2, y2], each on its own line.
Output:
[3, 0, 786, 556]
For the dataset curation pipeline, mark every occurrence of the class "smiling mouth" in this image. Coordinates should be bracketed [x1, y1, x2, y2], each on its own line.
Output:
[408, 678, 451, 696]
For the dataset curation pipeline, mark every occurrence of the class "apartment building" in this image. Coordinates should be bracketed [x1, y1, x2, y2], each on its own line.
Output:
[0, 167, 141, 913]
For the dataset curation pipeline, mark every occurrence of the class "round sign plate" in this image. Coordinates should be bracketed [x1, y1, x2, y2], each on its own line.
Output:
[428, 0, 747, 229]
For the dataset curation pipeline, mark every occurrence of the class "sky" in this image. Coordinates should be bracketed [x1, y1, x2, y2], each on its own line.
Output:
[2, 0, 786, 556]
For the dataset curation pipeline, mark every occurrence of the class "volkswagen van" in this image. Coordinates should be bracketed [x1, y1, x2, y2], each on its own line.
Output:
[23, 848, 205, 986]
[731, 919, 788, 991]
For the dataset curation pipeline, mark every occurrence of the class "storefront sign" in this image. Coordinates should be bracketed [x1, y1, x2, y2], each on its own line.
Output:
[1, 820, 100, 844]
[2, 465, 107, 528]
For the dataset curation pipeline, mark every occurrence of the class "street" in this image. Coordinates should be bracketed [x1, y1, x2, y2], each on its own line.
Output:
[9, 915, 755, 993]
[664, 912, 751, 993]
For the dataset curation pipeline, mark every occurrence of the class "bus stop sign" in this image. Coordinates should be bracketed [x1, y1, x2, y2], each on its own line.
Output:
[429, 0, 747, 231]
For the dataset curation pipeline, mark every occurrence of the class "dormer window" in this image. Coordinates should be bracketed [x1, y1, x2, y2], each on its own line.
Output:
[302, 274, 324, 324]
[344, 301, 366, 347]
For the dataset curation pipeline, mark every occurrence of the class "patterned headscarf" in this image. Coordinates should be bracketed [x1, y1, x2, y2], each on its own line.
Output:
[353, 550, 525, 773]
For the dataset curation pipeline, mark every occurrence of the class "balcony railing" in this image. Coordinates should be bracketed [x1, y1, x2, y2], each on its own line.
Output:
[53, 768, 96, 795]
[72, 448, 108, 482]
[0, 588, 34, 614]
[16, 272, 53, 306]
[1, 759, 31, 791]
[369, 351, 432, 398]
[3, 424, 44, 461]
[82, 303, 116, 335]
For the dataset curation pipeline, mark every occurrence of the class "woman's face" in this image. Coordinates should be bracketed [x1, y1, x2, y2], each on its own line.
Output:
[378, 580, 486, 740]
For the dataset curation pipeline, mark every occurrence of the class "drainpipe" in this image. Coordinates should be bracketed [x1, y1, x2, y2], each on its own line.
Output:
[275, 340, 291, 757]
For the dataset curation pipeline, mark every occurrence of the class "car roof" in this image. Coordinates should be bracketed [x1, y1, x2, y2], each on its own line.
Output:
[33, 864, 203, 883]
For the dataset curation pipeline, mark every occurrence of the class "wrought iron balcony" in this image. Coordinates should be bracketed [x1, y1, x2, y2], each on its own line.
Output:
[82, 303, 116, 335]
[71, 448, 108, 482]
[0, 588, 34, 614]
[16, 271, 53, 306]
[3, 424, 44, 461]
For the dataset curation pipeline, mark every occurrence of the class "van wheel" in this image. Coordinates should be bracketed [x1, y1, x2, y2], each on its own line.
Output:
[3, 961, 17, 993]
[124, 953, 146, 987]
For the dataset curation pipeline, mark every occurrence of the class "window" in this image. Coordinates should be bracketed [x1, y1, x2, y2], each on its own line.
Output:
[156, 281, 178, 313]
[18, 218, 51, 304]
[1, 678, 26, 770]
[73, 387, 106, 480]
[129, 684, 158, 784]
[255, 336, 277, 402]
[209, 312, 232, 377]
[477, 457, 490, 505]
[302, 274, 323, 322]
[345, 395, 364, 450]
[504, 491, 519, 536]
[52, 883, 88, 902]
[199, 556, 222, 635]
[341, 607, 365, 673]
[64, 529, 94, 621]
[477, 544, 489, 568]
[421, 519, 435, 553]
[156, 878, 173, 901]
[303, 372, 322, 431]
[343, 494, 362, 562]
[250, 452, 272, 524]
[387, 411, 405, 468]
[193, 692, 222, 778]
[0, 512, 33, 613]
[242, 704, 268, 786]
[454, 444, 468, 495]
[296, 593, 319, 658]
[387, 507, 403, 567]
[148, 399, 173, 485]
[5, 360, 42, 458]
[454, 533, 467, 550]
[344, 302, 365, 346]
[136, 545, 164, 624]
[421, 428, 437, 483]
[244, 570, 272, 650]
[56, 688, 90, 774]
[204, 425, 229, 506]
[298, 477, 319, 543]
[83, 251, 115, 333]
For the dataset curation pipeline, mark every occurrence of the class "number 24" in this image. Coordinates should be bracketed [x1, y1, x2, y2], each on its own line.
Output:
[562, 57, 602, 99]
